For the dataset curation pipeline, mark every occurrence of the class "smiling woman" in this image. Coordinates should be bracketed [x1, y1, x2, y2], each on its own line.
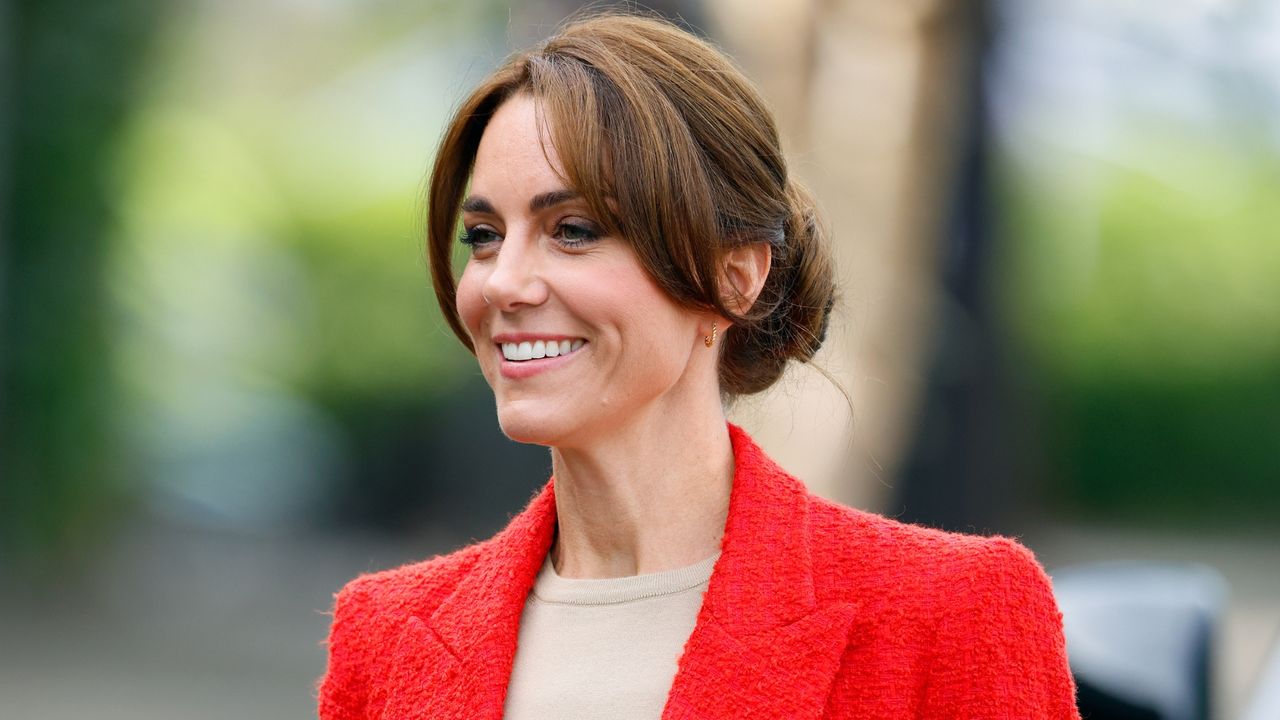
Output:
[453, 93, 746, 449]
[318, 12, 1080, 720]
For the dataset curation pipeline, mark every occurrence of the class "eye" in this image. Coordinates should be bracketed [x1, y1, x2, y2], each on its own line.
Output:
[459, 226, 501, 249]
[553, 220, 601, 248]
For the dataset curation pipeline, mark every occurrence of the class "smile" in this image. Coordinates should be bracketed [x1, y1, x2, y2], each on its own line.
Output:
[500, 338, 585, 362]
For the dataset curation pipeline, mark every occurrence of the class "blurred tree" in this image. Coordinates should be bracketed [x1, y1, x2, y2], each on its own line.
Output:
[892, 0, 1031, 535]
[711, 0, 995, 523]
[0, 0, 164, 566]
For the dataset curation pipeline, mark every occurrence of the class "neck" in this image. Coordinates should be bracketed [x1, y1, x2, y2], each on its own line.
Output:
[548, 397, 733, 579]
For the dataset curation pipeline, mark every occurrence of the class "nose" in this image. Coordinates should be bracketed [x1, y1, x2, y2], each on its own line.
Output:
[481, 230, 548, 311]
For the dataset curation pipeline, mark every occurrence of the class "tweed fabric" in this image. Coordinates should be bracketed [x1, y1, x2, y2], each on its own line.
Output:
[317, 424, 1080, 719]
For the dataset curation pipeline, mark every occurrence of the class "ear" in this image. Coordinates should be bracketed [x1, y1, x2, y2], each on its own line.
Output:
[719, 242, 772, 317]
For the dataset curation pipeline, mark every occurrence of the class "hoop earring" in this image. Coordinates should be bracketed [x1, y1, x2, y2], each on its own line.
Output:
[704, 321, 718, 348]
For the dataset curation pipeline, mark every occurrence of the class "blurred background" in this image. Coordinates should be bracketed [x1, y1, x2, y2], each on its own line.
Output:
[1, 0, 1276, 718]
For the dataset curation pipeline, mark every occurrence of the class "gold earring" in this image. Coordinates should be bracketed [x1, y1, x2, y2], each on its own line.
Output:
[704, 321, 718, 348]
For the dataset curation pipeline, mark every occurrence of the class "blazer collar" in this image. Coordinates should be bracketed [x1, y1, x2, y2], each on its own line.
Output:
[379, 423, 859, 720]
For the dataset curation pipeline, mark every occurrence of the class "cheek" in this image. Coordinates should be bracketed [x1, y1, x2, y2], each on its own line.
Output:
[455, 265, 487, 340]
[606, 281, 694, 363]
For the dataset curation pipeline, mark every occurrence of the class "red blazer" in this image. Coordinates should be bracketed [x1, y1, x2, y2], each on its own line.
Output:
[318, 424, 1080, 719]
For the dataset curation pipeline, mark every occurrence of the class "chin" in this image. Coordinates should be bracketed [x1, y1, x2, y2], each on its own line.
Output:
[494, 405, 571, 447]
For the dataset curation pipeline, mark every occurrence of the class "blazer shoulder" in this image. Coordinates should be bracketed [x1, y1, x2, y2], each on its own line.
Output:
[318, 540, 491, 720]
[804, 494, 1055, 610]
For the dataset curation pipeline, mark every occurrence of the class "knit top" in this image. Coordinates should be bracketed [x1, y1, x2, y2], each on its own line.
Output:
[502, 553, 718, 719]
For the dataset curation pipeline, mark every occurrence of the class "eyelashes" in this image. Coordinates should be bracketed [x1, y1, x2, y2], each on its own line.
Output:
[457, 221, 603, 250]
[458, 227, 500, 247]
[554, 221, 601, 247]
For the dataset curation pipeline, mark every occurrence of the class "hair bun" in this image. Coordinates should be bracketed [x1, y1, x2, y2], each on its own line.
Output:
[719, 179, 835, 395]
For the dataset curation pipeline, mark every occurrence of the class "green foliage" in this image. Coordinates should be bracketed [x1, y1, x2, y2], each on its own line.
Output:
[108, 107, 470, 410]
[997, 126, 1280, 524]
[1, 0, 166, 564]
[3, 0, 502, 562]
[1043, 370, 1280, 523]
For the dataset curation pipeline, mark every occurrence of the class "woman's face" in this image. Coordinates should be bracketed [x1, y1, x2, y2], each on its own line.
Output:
[456, 94, 707, 447]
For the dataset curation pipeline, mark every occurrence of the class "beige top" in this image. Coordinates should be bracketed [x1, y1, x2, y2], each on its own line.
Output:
[502, 552, 719, 720]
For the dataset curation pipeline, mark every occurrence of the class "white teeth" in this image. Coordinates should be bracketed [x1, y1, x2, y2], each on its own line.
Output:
[500, 339, 586, 362]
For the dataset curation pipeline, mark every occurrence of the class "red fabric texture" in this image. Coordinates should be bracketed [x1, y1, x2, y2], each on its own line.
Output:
[318, 424, 1080, 719]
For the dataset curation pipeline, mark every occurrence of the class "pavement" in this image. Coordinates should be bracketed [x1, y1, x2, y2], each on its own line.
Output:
[1028, 523, 1280, 720]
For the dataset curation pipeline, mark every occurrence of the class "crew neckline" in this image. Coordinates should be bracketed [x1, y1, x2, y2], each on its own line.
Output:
[530, 553, 720, 607]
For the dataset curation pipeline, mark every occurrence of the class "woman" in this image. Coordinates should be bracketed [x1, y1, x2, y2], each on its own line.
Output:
[318, 13, 1079, 720]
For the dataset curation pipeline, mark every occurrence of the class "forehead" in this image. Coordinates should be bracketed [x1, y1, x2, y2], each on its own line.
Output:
[472, 94, 569, 198]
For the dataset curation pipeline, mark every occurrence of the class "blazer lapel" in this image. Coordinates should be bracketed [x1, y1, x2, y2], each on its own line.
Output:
[380, 484, 558, 720]
[662, 603, 859, 720]
[662, 425, 861, 720]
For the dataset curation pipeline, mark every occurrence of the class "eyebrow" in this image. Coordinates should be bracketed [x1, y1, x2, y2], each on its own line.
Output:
[461, 189, 582, 215]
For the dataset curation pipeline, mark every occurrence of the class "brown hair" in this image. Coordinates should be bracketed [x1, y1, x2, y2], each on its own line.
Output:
[426, 13, 835, 396]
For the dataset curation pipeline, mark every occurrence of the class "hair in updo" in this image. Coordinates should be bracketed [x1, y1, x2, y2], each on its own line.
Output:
[426, 13, 836, 397]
